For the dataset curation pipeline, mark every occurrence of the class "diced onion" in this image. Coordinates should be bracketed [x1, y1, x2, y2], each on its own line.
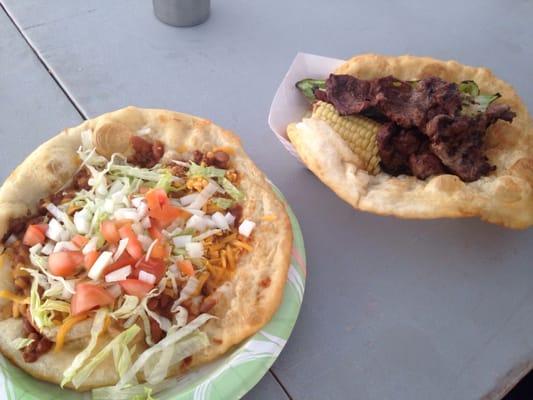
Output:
[138, 235, 152, 251]
[145, 239, 159, 261]
[185, 215, 207, 232]
[194, 229, 221, 242]
[29, 243, 43, 254]
[212, 212, 229, 230]
[138, 270, 156, 285]
[183, 208, 205, 217]
[53, 241, 79, 253]
[172, 235, 192, 248]
[41, 242, 55, 256]
[225, 212, 236, 226]
[131, 197, 144, 208]
[113, 238, 129, 261]
[179, 193, 199, 207]
[238, 219, 256, 238]
[46, 204, 76, 235]
[137, 202, 148, 220]
[88, 251, 113, 280]
[185, 242, 203, 258]
[141, 216, 151, 229]
[105, 265, 132, 283]
[187, 181, 221, 210]
[114, 208, 139, 222]
[73, 208, 92, 235]
[46, 218, 68, 242]
[82, 237, 98, 255]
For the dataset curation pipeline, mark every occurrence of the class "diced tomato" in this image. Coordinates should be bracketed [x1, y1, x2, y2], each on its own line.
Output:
[84, 251, 100, 270]
[119, 279, 153, 298]
[118, 225, 143, 259]
[34, 224, 48, 234]
[150, 241, 168, 260]
[159, 205, 185, 227]
[101, 220, 120, 244]
[148, 225, 164, 241]
[71, 283, 114, 316]
[104, 252, 136, 274]
[146, 188, 168, 211]
[71, 234, 89, 249]
[113, 219, 132, 229]
[145, 189, 185, 227]
[22, 224, 47, 246]
[178, 260, 195, 277]
[134, 258, 166, 282]
[49, 251, 84, 277]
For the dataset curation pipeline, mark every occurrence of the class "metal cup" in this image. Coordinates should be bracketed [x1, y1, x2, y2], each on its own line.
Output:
[153, 0, 210, 27]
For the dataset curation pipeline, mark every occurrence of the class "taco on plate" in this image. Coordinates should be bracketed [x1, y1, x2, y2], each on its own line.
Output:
[0, 107, 292, 397]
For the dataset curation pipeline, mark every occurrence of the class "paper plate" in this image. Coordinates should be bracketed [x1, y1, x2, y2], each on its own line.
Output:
[0, 185, 306, 400]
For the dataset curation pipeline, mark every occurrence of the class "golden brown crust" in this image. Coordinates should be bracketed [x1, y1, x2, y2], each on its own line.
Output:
[288, 54, 533, 228]
[0, 107, 292, 389]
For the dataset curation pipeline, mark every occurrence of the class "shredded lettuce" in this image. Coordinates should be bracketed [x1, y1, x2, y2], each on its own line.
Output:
[28, 274, 55, 330]
[188, 162, 226, 179]
[211, 197, 234, 209]
[61, 309, 108, 388]
[46, 203, 77, 234]
[132, 387, 156, 400]
[218, 177, 244, 201]
[146, 331, 208, 385]
[110, 165, 162, 182]
[155, 170, 174, 193]
[111, 295, 140, 320]
[12, 337, 35, 350]
[40, 299, 71, 314]
[70, 324, 140, 389]
[116, 314, 214, 389]
[115, 343, 137, 381]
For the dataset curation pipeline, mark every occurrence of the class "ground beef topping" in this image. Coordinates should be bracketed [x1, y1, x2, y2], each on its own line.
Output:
[128, 135, 165, 168]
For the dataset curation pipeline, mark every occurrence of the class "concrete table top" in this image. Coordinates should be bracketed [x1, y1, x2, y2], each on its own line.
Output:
[2, 0, 533, 399]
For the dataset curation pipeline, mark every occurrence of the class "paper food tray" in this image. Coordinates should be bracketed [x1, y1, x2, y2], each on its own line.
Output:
[268, 52, 344, 162]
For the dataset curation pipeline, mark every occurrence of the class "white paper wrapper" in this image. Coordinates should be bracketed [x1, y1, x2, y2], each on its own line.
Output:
[268, 52, 344, 162]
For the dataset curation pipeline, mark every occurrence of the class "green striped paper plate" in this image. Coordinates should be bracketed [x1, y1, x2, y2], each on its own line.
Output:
[0, 185, 306, 400]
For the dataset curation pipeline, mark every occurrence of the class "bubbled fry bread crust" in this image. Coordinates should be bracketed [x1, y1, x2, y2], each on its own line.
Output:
[0, 107, 292, 390]
[288, 54, 533, 228]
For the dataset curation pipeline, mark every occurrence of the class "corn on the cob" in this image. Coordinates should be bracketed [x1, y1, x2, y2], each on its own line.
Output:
[312, 101, 381, 174]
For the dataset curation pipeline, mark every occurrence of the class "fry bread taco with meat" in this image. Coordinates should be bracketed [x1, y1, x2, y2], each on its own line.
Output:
[288, 54, 533, 228]
[0, 107, 291, 397]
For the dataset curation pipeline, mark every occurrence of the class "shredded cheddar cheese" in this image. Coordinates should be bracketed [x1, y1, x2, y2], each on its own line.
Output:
[193, 272, 210, 296]
[260, 214, 277, 222]
[0, 290, 30, 304]
[55, 313, 88, 352]
[226, 245, 236, 270]
[232, 240, 253, 252]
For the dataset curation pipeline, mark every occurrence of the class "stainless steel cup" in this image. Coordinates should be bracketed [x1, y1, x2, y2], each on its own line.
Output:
[153, 0, 210, 27]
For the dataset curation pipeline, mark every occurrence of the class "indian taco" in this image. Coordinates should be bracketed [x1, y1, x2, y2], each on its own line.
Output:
[287, 54, 533, 228]
[0, 107, 292, 397]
